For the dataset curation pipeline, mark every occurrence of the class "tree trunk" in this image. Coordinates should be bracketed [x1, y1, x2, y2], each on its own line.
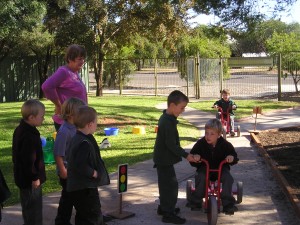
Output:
[94, 53, 104, 96]
[37, 48, 52, 99]
[291, 71, 299, 93]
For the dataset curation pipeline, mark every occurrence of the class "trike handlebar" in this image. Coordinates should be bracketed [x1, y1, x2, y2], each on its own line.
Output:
[200, 159, 228, 171]
[212, 105, 236, 112]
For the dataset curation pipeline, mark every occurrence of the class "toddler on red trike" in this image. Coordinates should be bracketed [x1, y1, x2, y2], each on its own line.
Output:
[213, 89, 239, 137]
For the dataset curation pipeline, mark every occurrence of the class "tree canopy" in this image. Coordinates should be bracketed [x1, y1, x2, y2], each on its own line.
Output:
[193, 0, 297, 29]
[0, 0, 46, 62]
[1, 0, 300, 97]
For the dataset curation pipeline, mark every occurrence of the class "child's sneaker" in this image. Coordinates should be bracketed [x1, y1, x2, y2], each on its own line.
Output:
[223, 204, 238, 215]
[185, 200, 202, 211]
[162, 213, 186, 224]
[157, 205, 180, 216]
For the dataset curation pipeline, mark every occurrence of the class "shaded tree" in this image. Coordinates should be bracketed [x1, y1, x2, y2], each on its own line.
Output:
[266, 32, 300, 93]
[0, 0, 46, 62]
[230, 20, 300, 56]
[193, 0, 297, 29]
[52, 0, 193, 96]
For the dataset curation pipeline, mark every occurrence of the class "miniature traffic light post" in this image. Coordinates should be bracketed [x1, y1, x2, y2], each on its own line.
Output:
[108, 164, 135, 219]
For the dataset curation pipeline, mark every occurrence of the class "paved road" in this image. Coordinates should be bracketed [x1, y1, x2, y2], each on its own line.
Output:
[2, 106, 300, 225]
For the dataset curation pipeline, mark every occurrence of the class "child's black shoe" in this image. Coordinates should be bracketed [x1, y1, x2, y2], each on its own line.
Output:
[186, 200, 202, 211]
[223, 204, 238, 215]
[157, 205, 180, 216]
[162, 213, 186, 224]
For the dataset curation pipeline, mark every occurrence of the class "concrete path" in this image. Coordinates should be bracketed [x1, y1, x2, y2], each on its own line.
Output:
[2, 106, 300, 225]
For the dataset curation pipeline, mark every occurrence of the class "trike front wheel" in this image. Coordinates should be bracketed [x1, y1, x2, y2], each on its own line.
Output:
[207, 196, 218, 225]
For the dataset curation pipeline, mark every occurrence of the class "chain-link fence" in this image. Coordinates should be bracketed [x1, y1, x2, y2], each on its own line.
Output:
[102, 58, 192, 97]
[99, 54, 299, 100]
[2, 53, 297, 102]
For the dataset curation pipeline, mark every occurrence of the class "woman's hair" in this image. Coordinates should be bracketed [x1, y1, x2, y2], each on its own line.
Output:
[64, 44, 86, 63]
[61, 97, 86, 121]
[74, 106, 97, 129]
[205, 118, 223, 134]
[21, 99, 45, 120]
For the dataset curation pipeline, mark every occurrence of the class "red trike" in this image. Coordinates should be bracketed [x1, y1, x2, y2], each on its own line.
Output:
[215, 106, 240, 139]
[186, 159, 243, 225]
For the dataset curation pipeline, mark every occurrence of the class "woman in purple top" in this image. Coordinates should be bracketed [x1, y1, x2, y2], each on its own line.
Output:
[42, 44, 88, 131]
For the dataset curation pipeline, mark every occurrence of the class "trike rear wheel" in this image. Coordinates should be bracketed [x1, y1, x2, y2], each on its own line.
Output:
[236, 181, 243, 204]
[237, 125, 241, 137]
[222, 128, 227, 140]
[186, 180, 193, 202]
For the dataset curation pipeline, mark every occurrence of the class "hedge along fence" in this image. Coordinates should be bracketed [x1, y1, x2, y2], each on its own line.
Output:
[0, 55, 89, 103]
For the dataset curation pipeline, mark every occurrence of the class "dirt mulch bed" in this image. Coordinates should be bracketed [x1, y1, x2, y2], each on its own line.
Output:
[256, 127, 300, 197]
[251, 126, 300, 217]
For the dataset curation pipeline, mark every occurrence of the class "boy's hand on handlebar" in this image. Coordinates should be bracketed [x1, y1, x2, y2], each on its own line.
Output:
[226, 155, 234, 163]
[193, 154, 201, 162]
[186, 154, 200, 163]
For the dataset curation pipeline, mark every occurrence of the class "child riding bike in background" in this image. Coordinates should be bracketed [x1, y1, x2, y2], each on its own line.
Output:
[213, 89, 237, 137]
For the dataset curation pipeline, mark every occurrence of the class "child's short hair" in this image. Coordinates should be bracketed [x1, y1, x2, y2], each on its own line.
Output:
[64, 44, 86, 63]
[205, 119, 223, 134]
[221, 89, 230, 95]
[21, 99, 45, 120]
[74, 106, 97, 129]
[61, 97, 86, 121]
[167, 90, 189, 106]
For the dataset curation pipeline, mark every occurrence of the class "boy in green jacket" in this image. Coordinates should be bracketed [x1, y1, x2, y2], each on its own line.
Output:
[153, 90, 200, 224]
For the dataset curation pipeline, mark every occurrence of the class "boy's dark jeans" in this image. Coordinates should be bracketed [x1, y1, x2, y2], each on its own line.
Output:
[192, 167, 235, 207]
[156, 165, 178, 214]
[55, 178, 73, 225]
[69, 188, 103, 225]
[20, 186, 43, 225]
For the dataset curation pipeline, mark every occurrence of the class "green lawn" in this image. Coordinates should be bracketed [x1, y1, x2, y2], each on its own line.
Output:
[1, 95, 299, 206]
[0, 95, 200, 205]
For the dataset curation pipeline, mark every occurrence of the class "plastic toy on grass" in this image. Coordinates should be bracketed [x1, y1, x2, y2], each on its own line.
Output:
[132, 126, 146, 134]
[186, 159, 243, 225]
[99, 138, 111, 149]
[104, 127, 119, 136]
[40, 136, 47, 147]
[43, 137, 55, 164]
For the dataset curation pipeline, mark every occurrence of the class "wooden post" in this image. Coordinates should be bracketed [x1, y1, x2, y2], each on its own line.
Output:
[186, 58, 189, 97]
[278, 54, 282, 101]
[118, 59, 122, 95]
[252, 106, 262, 132]
[219, 58, 223, 99]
